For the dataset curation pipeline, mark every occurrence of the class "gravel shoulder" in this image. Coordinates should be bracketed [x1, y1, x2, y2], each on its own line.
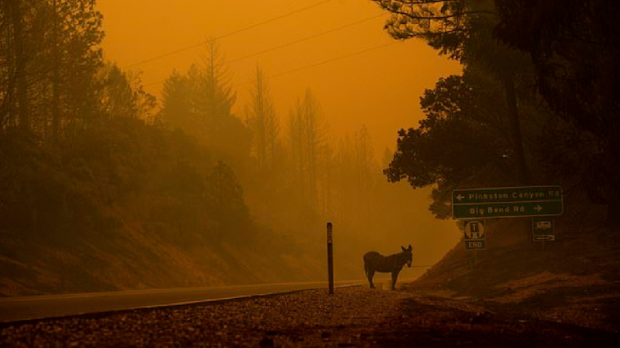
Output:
[1, 286, 619, 347]
[0, 287, 409, 347]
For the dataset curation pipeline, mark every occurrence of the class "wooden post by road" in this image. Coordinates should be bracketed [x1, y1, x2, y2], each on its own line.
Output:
[327, 222, 334, 295]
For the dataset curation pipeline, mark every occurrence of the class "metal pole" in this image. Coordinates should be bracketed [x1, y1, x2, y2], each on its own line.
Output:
[474, 249, 477, 269]
[327, 222, 334, 295]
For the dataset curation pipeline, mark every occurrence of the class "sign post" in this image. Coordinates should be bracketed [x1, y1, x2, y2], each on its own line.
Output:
[327, 222, 334, 295]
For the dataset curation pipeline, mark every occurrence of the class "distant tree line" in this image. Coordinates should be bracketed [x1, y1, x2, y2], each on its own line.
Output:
[158, 41, 393, 248]
[371, 0, 620, 227]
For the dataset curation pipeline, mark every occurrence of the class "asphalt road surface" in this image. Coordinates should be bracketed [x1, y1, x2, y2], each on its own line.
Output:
[0, 281, 361, 323]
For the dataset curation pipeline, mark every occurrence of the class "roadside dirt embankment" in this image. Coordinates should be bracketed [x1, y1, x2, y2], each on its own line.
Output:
[410, 220, 620, 332]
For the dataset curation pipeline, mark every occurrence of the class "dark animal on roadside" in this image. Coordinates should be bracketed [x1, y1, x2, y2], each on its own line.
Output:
[363, 245, 413, 290]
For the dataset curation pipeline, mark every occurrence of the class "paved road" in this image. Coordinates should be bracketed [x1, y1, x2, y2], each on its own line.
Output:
[0, 281, 362, 323]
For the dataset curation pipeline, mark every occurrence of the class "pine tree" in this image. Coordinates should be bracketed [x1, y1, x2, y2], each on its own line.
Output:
[246, 65, 279, 170]
[160, 41, 250, 166]
[287, 89, 327, 210]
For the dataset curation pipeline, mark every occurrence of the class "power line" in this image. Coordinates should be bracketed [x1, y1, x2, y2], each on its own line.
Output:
[144, 41, 397, 89]
[216, 0, 335, 40]
[225, 13, 387, 65]
[142, 14, 389, 88]
[125, 0, 337, 69]
[235, 41, 398, 88]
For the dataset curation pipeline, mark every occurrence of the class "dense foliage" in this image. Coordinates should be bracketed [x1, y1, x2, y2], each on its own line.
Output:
[372, 0, 619, 225]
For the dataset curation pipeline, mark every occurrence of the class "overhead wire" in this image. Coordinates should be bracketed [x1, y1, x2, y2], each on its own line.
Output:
[124, 0, 337, 69]
[142, 13, 391, 88]
[143, 41, 397, 89]
[225, 13, 387, 66]
[234, 41, 398, 88]
[215, 0, 335, 40]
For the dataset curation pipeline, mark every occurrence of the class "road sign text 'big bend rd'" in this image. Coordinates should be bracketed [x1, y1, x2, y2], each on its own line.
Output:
[452, 186, 563, 219]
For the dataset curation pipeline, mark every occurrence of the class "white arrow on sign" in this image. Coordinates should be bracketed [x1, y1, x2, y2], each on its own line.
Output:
[456, 194, 465, 201]
[534, 205, 543, 212]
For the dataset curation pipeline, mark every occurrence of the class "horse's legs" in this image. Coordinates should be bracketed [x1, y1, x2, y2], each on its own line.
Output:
[391, 270, 399, 290]
[367, 270, 375, 289]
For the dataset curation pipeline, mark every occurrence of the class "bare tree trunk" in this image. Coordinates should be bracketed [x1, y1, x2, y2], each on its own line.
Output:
[52, 0, 60, 138]
[9, 0, 29, 131]
[503, 76, 530, 185]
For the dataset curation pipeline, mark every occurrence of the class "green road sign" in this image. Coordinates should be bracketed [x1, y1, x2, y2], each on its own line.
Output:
[452, 186, 563, 219]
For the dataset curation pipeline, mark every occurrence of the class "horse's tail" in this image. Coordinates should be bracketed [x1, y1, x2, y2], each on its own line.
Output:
[363, 252, 374, 277]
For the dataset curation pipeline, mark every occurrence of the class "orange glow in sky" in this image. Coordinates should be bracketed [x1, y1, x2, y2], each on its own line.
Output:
[98, 0, 461, 155]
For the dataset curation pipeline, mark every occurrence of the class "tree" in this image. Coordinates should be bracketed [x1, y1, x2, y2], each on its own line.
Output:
[371, 0, 534, 185]
[384, 70, 518, 218]
[99, 64, 138, 120]
[493, 0, 620, 137]
[195, 40, 236, 137]
[354, 125, 376, 192]
[493, 0, 620, 223]
[98, 63, 156, 122]
[246, 65, 279, 170]
[287, 89, 327, 209]
[0, 0, 103, 138]
[8, 0, 29, 131]
[372, 0, 620, 225]
[160, 69, 193, 131]
[54, 0, 104, 129]
[205, 160, 252, 244]
[160, 41, 250, 167]
[330, 126, 378, 227]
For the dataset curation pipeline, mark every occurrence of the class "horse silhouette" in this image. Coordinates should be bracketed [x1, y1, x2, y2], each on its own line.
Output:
[363, 245, 412, 290]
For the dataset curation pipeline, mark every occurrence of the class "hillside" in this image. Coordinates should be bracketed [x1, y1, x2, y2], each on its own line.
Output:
[408, 220, 620, 331]
[0, 218, 327, 297]
[0, 120, 337, 297]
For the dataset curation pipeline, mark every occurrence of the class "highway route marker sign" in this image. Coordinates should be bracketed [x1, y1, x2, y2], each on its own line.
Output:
[453, 186, 563, 219]
[532, 217, 555, 242]
[464, 220, 486, 250]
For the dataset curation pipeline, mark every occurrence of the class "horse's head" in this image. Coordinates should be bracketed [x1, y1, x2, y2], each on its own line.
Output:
[401, 245, 413, 268]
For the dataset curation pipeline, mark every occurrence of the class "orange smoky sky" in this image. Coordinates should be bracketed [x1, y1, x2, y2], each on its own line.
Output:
[98, 0, 462, 156]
